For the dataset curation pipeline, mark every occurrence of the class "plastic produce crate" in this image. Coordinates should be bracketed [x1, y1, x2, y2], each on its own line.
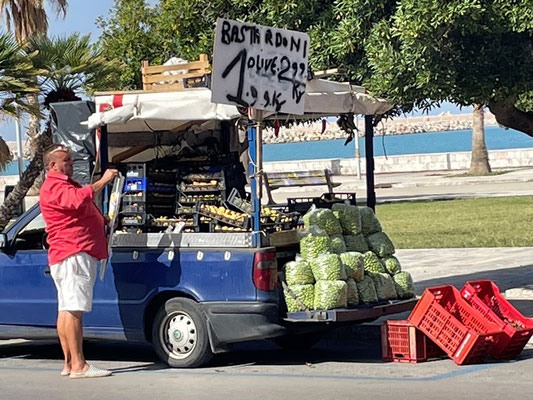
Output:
[408, 285, 504, 365]
[381, 320, 446, 363]
[461, 280, 533, 359]
[123, 177, 147, 191]
[125, 163, 147, 178]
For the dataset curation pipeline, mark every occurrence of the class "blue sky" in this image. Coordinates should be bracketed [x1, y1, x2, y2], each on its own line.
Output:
[1, 0, 469, 142]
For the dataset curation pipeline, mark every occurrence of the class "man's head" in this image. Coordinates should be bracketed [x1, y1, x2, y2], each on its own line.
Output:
[43, 144, 73, 177]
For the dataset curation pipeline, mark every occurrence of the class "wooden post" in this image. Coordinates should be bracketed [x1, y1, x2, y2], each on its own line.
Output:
[141, 60, 149, 90]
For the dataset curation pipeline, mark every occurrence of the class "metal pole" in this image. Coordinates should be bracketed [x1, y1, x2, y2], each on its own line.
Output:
[100, 125, 109, 214]
[247, 119, 261, 247]
[364, 115, 376, 211]
[255, 110, 264, 200]
[15, 108, 24, 179]
[354, 132, 361, 180]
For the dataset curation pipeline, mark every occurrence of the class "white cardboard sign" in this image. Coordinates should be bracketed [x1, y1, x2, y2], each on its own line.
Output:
[211, 18, 310, 115]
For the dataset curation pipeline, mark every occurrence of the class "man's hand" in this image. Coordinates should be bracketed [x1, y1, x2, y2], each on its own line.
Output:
[101, 169, 119, 185]
[91, 169, 119, 194]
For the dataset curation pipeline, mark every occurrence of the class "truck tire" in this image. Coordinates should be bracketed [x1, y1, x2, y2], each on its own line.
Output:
[273, 332, 322, 351]
[152, 298, 213, 368]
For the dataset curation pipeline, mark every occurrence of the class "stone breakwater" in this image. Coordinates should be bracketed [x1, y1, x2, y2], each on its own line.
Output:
[263, 111, 498, 144]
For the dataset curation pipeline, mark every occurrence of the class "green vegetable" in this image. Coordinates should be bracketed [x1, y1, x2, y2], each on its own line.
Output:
[344, 233, 369, 252]
[363, 251, 385, 273]
[366, 232, 395, 257]
[302, 206, 319, 227]
[394, 271, 416, 299]
[284, 284, 315, 312]
[370, 272, 398, 301]
[330, 234, 347, 254]
[339, 252, 364, 282]
[346, 278, 360, 305]
[359, 206, 382, 236]
[314, 280, 347, 309]
[357, 275, 378, 304]
[284, 260, 314, 286]
[298, 225, 331, 259]
[315, 208, 342, 235]
[381, 256, 401, 275]
[310, 253, 343, 281]
[332, 203, 362, 234]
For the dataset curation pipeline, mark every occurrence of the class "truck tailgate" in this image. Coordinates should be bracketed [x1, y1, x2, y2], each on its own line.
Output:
[284, 298, 418, 322]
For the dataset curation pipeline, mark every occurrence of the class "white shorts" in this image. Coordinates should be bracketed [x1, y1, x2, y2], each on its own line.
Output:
[50, 252, 98, 312]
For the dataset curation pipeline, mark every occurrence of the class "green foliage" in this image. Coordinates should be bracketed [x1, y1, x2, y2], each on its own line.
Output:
[0, 31, 40, 117]
[96, 0, 162, 89]
[95, 0, 533, 132]
[26, 34, 120, 101]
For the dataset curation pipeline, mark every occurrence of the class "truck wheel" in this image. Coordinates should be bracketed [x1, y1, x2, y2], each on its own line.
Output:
[273, 332, 322, 351]
[152, 298, 213, 368]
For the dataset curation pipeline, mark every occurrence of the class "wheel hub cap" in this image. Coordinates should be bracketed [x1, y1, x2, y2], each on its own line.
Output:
[163, 312, 197, 359]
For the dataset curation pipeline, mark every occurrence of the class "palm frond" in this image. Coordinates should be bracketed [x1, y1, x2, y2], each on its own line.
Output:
[0, 31, 41, 117]
[26, 33, 121, 102]
[0, 135, 12, 170]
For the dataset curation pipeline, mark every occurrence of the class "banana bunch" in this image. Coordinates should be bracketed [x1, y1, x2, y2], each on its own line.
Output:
[192, 180, 217, 186]
[202, 205, 246, 222]
[215, 225, 248, 232]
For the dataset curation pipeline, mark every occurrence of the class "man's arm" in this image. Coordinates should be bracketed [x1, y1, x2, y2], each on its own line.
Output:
[91, 169, 119, 194]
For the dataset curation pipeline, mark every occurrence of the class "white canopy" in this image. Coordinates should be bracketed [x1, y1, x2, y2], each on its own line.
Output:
[88, 79, 393, 133]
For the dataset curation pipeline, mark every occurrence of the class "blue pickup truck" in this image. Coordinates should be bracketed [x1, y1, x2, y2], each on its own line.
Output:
[0, 202, 416, 368]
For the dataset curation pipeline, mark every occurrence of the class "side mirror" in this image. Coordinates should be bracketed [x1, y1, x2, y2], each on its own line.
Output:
[0, 233, 7, 249]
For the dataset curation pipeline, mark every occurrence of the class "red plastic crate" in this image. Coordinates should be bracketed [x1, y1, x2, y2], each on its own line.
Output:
[408, 285, 504, 365]
[461, 280, 533, 359]
[381, 320, 446, 363]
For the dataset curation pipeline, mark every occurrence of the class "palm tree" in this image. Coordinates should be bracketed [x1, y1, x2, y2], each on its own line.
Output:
[0, 31, 40, 170]
[469, 104, 491, 174]
[0, 33, 119, 230]
[0, 0, 67, 43]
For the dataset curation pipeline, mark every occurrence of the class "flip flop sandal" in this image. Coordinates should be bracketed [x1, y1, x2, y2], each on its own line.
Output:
[60, 371, 70, 376]
[69, 365, 112, 379]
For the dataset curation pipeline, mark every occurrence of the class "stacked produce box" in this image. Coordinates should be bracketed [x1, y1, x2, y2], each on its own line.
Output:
[118, 163, 179, 233]
[283, 204, 415, 312]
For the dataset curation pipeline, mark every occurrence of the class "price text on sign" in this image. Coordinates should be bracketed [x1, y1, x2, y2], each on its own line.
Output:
[211, 18, 310, 115]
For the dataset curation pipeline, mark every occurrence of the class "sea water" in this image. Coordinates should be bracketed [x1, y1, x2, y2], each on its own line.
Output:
[263, 126, 533, 161]
[2, 126, 533, 175]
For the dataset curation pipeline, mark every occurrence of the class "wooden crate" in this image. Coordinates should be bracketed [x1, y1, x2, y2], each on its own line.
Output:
[141, 54, 211, 91]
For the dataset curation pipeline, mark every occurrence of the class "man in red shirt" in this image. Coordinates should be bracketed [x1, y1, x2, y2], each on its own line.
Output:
[40, 143, 118, 379]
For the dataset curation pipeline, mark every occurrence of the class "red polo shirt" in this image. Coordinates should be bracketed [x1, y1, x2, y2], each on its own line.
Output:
[40, 171, 108, 265]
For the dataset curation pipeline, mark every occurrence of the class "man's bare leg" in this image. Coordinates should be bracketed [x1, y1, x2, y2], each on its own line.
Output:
[64, 311, 89, 372]
[57, 311, 71, 375]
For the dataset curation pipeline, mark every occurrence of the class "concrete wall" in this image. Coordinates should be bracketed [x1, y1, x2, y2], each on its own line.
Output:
[263, 147, 533, 175]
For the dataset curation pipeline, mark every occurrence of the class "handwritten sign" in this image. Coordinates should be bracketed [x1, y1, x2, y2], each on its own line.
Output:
[211, 18, 310, 115]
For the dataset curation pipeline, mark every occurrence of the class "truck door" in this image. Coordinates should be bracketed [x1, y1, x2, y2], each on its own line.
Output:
[0, 208, 57, 326]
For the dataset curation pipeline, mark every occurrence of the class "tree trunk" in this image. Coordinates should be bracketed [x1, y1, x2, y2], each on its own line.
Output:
[469, 104, 491, 175]
[488, 101, 533, 137]
[0, 122, 52, 231]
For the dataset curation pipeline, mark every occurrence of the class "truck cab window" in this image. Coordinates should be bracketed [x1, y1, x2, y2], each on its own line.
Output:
[14, 213, 46, 251]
